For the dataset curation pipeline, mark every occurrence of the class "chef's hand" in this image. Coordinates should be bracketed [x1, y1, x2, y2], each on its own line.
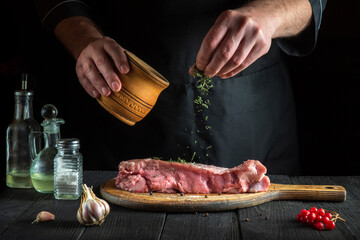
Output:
[190, 0, 312, 78]
[190, 9, 273, 79]
[54, 17, 130, 98]
[76, 37, 130, 98]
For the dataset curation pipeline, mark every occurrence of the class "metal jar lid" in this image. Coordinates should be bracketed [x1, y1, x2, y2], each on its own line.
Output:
[15, 90, 34, 96]
[57, 138, 80, 149]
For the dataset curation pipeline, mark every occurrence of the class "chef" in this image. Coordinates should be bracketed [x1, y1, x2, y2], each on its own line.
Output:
[34, 0, 326, 175]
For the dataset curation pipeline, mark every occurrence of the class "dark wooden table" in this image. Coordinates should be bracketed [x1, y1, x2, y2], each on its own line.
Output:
[0, 172, 359, 240]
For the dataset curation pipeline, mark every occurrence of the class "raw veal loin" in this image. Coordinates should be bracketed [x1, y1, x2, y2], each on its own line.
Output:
[115, 159, 270, 194]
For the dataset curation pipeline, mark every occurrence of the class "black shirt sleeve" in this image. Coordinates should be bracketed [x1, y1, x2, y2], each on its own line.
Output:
[33, 0, 91, 33]
[276, 0, 327, 56]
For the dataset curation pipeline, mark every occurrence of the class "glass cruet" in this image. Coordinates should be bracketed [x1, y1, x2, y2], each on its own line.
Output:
[6, 73, 41, 188]
[30, 104, 65, 193]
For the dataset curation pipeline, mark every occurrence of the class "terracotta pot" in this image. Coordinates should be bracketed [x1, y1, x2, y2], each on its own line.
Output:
[97, 51, 169, 126]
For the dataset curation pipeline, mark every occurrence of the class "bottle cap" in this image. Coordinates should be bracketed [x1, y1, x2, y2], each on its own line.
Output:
[14, 90, 34, 96]
[57, 138, 80, 149]
[40, 104, 65, 132]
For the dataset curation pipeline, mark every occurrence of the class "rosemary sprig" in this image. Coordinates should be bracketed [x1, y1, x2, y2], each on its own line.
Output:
[191, 152, 196, 162]
[194, 96, 203, 105]
[168, 154, 197, 164]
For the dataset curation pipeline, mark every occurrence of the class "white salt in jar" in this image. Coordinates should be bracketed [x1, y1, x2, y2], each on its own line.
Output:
[54, 138, 83, 200]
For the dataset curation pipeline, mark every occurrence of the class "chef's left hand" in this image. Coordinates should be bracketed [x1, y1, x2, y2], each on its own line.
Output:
[190, 8, 274, 79]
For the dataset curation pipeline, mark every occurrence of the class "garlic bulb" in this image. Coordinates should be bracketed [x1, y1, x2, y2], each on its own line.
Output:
[77, 184, 110, 226]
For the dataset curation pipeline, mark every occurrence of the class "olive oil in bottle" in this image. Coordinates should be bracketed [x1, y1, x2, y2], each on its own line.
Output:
[30, 173, 54, 193]
[6, 74, 41, 188]
[6, 169, 33, 188]
[30, 104, 64, 193]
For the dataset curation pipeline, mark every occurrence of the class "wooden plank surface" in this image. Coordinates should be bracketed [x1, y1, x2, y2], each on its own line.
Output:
[160, 211, 240, 240]
[79, 171, 166, 240]
[0, 173, 359, 240]
[291, 176, 360, 240]
[237, 175, 325, 240]
[0, 185, 48, 235]
[100, 178, 345, 212]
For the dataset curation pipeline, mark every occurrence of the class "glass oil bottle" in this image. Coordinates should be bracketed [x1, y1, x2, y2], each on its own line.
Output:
[6, 74, 40, 188]
[30, 104, 64, 193]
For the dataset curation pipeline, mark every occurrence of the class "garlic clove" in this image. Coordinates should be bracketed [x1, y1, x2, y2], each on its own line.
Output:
[97, 198, 110, 217]
[86, 199, 104, 221]
[77, 184, 110, 226]
[32, 211, 55, 224]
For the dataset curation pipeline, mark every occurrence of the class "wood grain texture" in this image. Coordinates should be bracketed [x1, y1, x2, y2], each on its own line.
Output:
[291, 176, 360, 240]
[0, 186, 48, 236]
[1, 173, 358, 240]
[161, 211, 240, 240]
[100, 178, 346, 212]
[237, 175, 322, 240]
[80, 171, 167, 240]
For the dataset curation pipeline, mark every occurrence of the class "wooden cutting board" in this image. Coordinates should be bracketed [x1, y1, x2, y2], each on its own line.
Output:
[100, 178, 346, 212]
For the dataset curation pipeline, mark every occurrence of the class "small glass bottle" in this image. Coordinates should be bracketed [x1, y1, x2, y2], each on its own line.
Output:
[6, 74, 40, 188]
[30, 104, 64, 193]
[54, 138, 83, 200]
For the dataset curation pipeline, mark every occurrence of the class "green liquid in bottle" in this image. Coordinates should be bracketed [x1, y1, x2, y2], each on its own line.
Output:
[31, 173, 54, 193]
[6, 170, 33, 188]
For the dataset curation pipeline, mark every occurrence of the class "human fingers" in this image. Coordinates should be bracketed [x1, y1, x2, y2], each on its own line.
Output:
[76, 37, 131, 98]
[77, 75, 100, 98]
[90, 49, 121, 93]
[216, 29, 258, 77]
[189, 65, 195, 76]
[203, 29, 244, 77]
[103, 37, 130, 75]
[87, 38, 125, 93]
[195, 11, 229, 72]
[215, 12, 270, 78]
[76, 57, 111, 97]
[220, 41, 269, 79]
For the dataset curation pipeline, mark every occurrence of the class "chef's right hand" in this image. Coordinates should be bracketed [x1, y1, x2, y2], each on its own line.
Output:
[75, 36, 130, 98]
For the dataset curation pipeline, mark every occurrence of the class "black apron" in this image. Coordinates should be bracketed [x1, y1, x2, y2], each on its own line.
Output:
[74, 1, 299, 174]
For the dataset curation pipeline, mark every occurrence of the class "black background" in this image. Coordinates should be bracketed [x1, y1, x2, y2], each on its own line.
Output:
[1, 0, 359, 177]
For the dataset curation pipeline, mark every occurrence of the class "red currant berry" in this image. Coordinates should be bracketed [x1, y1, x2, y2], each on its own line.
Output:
[315, 215, 323, 222]
[301, 209, 310, 216]
[309, 212, 316, 221]
[296, 214, 301, 222]
[314, 221, 325, 231]
[300, 215, 308, 223]
[317, 208, 325, 216]
[310, 207, 318, 213]
[326, 221, 336, 230]
[322, 216, 330, 224]
[307, 218, 315, 225]
[325, 212, 332, 219]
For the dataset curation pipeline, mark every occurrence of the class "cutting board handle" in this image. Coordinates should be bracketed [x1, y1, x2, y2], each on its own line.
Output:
[272, 184, 346, 202]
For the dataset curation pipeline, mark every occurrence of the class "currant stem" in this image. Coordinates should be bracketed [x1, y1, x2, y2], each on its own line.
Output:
[324, 209, 346, 222]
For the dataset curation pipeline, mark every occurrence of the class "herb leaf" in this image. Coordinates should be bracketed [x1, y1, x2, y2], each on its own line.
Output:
[193, 66, 213, 96]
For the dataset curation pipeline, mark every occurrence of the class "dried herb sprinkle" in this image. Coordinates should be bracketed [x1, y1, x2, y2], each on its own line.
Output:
[193, 66, 213, 96]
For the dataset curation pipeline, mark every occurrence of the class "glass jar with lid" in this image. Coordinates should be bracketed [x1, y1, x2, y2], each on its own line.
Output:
[54, 138, 83, 200]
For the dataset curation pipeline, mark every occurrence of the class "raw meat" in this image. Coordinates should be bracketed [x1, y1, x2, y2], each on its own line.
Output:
[115, 159, 270, 194]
